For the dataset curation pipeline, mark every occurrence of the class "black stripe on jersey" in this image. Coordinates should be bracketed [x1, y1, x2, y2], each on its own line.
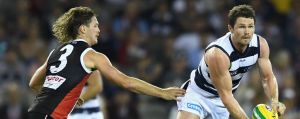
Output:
[205, 45, 230, 58]
[180, 80, 190, 90]
[229, 64, 254, 76]
[232, 78, 242, 87]
[194, 68, 219, 96]
[194, 66, 243, 97]
[229, 47, 259, 62]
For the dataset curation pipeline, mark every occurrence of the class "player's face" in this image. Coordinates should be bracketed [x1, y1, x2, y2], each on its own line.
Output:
[86, 16, 100, 45]
[230, 17, 255, 46]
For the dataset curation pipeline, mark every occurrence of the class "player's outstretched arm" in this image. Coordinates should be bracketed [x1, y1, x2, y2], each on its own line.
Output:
[257, 36, 286, 116]
[205, 48, 248, 119]
[83, 50, 185, 100]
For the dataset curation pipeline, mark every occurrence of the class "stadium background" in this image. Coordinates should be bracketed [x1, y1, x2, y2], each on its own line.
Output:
[0, 0, 299, 119]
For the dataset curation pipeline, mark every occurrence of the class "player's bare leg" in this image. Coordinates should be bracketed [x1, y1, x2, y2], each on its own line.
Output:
[177, 110, 199, 119]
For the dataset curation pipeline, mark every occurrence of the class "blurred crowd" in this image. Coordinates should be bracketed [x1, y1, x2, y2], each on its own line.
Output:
[0, 0, 299, 119]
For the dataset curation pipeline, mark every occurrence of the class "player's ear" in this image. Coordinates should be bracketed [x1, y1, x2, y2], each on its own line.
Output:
[228, 25, 233, 33]
[79, 25, 87, 34]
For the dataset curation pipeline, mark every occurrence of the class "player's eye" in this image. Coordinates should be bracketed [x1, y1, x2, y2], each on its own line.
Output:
[239, 26, 246, 28]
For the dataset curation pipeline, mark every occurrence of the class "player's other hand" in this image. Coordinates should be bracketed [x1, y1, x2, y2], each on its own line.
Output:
[272, 101, 286, 117]
[161, 87, 185, 100]
[76, 97, 84, 107]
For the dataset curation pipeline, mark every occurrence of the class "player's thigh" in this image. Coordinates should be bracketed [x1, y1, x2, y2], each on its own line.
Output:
[177, 110, 200, 119]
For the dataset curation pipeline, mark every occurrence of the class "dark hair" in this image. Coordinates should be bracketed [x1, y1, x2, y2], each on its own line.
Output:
[52, 7, 95, 43]
[228, 5, 255, 27]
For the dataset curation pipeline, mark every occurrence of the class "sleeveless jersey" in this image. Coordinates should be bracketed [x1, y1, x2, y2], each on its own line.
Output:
[28, 39, 94, 118]
[192, 32, 260, 97]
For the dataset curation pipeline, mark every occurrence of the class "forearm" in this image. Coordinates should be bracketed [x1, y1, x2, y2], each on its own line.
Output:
[221, 95, 248, 119]
[262, 76, 278, 102]
[125, 76, 164, 98]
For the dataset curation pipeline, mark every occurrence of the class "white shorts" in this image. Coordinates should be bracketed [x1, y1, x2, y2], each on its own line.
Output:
[177, 79, 229, 119]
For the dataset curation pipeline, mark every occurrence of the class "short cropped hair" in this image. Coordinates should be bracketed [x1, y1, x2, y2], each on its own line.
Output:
[228, 5, 255, 27]
[52, 7, 95, 43]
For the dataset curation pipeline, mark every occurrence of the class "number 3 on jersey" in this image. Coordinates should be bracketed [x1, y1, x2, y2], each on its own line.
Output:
[50, 45, 74, 73]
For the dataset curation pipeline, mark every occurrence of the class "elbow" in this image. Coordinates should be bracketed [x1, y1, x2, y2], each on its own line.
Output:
[29, 85, 38, 92]
[29, 81, 40, 91]
[262, 74, 275, 81]
[29, 82, 35, 89]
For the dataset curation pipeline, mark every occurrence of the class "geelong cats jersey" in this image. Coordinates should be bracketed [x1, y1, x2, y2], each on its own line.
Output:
[193, 32, 260, 97]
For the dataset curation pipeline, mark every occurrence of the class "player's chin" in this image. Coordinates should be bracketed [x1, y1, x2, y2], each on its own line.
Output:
[92, 39, 98, 45]
[242, 39, 251, 45]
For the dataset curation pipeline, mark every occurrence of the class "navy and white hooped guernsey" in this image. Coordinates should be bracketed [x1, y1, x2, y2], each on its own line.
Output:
[191, 32, 260, 97]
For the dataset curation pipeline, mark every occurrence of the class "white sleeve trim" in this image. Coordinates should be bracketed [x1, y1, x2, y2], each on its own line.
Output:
[80, 48, 94, 73]
[47, 49, 55, 61]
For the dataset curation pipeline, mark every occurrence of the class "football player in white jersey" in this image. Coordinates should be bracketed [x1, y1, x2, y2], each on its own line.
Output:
[176, 5, 286, 119]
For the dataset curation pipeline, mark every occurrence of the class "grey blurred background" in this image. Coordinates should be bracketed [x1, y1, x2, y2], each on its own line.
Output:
[0, 0, 299, 119]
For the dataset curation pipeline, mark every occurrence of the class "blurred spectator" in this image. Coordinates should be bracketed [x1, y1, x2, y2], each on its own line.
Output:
[174, 15, 215, 69]
[108, 91, 139, 119]
[0, 48, 27, 87]
[0, 82, 29, 119]
[150, 1, 177, 36]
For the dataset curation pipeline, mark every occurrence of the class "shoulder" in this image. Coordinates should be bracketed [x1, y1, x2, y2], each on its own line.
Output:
[257, 35, 270, 58]
[83, 49, 108, 69]
[85, 49, 106, 60]
[258, 35, 268, 47]
[206, 47, 227, 58]
[205, 47, 230, 68]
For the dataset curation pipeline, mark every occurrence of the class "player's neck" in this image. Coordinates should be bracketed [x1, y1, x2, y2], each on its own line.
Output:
[231, 36, 248, 53]
[76, 35, 92, 46]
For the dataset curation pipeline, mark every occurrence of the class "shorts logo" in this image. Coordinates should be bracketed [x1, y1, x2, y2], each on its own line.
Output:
[187, 103, 203, 113]
[43, 75, 66, 90]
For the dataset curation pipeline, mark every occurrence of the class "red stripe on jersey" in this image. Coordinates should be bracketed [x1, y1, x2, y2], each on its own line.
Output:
[51, 74, 91, 119]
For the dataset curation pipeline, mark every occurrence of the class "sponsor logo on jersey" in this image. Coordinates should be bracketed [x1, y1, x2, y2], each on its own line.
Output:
[230, 71, 238, 75]
[239, 59, 246, 62]
[187, 103, 203, 113]
[43, 75, 66, 90]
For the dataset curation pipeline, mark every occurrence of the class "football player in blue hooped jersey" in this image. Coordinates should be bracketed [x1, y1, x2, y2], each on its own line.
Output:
[176, 5, 286, 119]
[27, 6, 185, 119]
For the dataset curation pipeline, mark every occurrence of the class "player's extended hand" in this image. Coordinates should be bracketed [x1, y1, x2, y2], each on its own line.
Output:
[272, 101, 286, 117]
[76, 97, 84, 107]
[161, 87, 185, 100]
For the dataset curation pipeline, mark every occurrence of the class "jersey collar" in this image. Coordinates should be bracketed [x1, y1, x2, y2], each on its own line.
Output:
[73, 39, 88, 43]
